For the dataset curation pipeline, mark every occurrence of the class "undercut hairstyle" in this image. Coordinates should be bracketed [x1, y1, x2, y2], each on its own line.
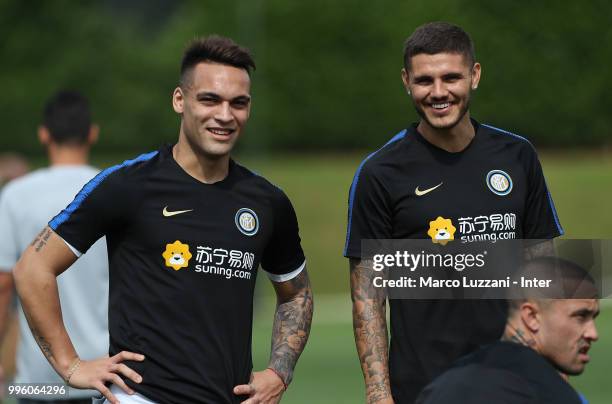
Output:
[179, 35, 256, 88]
[508, 256, 599, 313]
[43, 90, 92, 145]
[403, 22, 476, 70]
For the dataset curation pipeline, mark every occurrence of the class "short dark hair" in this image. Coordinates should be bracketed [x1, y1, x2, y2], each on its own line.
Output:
[180, 35, 256, 87]
[403, 22, 475, 70]
[508, 256, 599, 312]
[43, 90, 92, 145]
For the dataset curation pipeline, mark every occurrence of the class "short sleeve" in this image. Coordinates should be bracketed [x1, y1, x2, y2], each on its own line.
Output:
[344, 164, 392, 259]
[522, 148, 563, 239]
[260, 190, 306, 282]
[49, 170, 127, 254]
[0, 187, 20, 270]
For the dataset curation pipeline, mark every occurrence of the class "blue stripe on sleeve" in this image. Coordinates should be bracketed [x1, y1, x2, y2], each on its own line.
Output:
[482, 124, 564, 236]
[343, 130, 407, 256]
[49, 150, 159, 230]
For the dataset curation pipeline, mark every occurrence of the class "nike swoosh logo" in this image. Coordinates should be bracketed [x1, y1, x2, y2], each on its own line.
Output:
[415, 182, 443, 196]
[162, 206, 194, 217]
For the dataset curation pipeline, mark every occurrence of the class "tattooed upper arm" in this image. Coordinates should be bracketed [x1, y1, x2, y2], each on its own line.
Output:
[31, 227, 53, 253]
[269, 267, 313, 385]
[272, 268, 311, 303]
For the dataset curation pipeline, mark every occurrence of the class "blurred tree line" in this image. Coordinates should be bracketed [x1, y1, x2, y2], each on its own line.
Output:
[1, 0, 611, 156]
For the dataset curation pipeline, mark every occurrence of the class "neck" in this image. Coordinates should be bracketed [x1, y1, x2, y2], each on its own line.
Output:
[501, 321, 539, 353]
[173, 136, 230, 184]
[417, 113, 475, 152]
[48, 143, 89, 166]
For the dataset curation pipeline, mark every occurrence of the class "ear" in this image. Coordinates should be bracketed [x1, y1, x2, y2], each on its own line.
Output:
[519, 300, 541, 333]
[401, 68, 411, 92]
[173, 87, 185, 114]
[471, 62, 481, 90]
[38, 125, 51, 146]
[88, 124, 100, 145]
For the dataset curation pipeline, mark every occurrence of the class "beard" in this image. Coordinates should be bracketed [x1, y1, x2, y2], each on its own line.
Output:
[413, 93, 472, 130]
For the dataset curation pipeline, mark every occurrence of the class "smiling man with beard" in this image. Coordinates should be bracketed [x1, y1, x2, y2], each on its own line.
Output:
[345, 22, 563, 403]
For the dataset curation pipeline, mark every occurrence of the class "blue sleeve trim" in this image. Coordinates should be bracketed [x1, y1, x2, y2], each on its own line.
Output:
[343, 130, 407, 256]
[482, 123, 564, 236]
[545, 179, 564, 236]
[49, 150, 159, 230]
[481, 123, 533, 146]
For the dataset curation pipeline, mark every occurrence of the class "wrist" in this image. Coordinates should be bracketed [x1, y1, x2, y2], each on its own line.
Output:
[266, 367, 288, 391]
[61, 356, 81, 383]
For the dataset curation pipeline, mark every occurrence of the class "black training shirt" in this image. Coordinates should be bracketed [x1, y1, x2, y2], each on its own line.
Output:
[344, 120, 563, 403]
[416, 341, 582, 404]
[50, 145, 305, 404]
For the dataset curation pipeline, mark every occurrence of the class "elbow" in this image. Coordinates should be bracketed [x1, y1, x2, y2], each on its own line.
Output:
[12, 258, 28, 291]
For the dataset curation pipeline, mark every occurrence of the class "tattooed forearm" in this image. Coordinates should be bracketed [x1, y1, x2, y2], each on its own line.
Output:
[269, 269, 313, 386]
[31, 227, 53, 253]
[31, 326, 56, 363]
[523, 239, 554, 260]
[350, 258, 392, 403]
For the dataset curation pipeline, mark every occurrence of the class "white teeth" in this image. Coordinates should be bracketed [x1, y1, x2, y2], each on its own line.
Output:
[208, 128, 233, 135]
[432, 103, 450, 109]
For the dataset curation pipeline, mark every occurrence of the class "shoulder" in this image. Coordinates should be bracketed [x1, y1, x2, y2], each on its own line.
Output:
[420, 363, 534, 404]
[81, 150, 162, 195]
[232, 161, 289, 202]
[351, 129, 410, 186]
[479, 123, 539, 154]
[360, 129, 409, 170]
[0, 168, 50, 199]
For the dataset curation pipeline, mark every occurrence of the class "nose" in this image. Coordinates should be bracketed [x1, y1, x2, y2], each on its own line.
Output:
[215, 102, 234, 123]
[431, 79, 448, 99]
[585, 320, 599, 342]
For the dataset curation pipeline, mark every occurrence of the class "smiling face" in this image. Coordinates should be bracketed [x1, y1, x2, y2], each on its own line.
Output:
[537, 299, 599, 375]
[402, 52, 480, 131]
[173, 62, 251, 160]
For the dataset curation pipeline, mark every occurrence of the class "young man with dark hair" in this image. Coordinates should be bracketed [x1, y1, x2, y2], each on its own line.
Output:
[13, 35, 313, 404]
[0, 90, 109, 404]
[345, 22, 562, 403]
[416, 257, 599, 404]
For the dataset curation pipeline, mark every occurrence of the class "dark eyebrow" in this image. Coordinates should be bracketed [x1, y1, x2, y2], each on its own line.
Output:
[231, 95, 251, 103]
[572, 308, 599, 318]
[412, 74, 432, 82]
[195, 92, 251, 103]
[443, 73, 464, 80]
[196, 92, 221, 101]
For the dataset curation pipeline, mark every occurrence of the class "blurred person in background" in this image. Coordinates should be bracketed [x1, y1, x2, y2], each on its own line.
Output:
[416, 257, 599, 404]
[12, 36, 313, 404]
[0, 90, 109, 404]
[345, 22, 563, 403]
[0, 153, 29, 189]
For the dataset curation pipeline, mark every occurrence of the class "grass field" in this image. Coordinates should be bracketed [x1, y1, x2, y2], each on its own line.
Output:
[4, 151, 612, 402]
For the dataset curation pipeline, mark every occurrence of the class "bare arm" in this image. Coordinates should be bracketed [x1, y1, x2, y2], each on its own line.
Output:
[234, 267, 313, 403]
[0, 271, 14, 343]
[350, 258, 393, 404]
[13, 227, 79, 373]
[268, 268, 313, 385]
[13, 226, 143, 404]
